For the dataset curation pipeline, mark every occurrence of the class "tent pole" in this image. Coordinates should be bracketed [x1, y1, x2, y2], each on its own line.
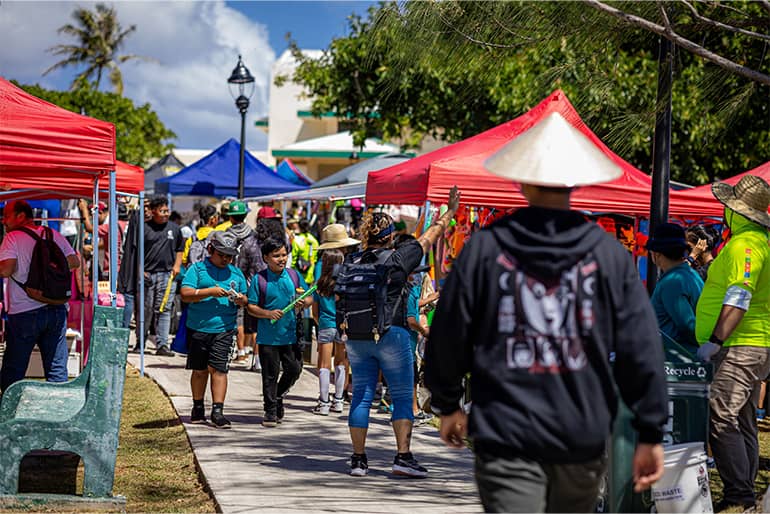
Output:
[646, 35, 674, 295]
[92, 177, 100, 307]
[167, 192, 172, 212]
[109, 169, 117, 307]
[138, 190, 146, 377]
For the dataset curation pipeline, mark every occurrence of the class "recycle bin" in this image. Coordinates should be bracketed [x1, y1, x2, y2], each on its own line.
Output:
[598, 337, 713, 513]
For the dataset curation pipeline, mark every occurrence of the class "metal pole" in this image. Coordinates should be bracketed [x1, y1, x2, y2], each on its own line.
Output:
[646, 35, 674, 295]
[92, 177, 100, 307]
[238, 110, 247, 199]
[138, 190, 146, 377]
[109, 169, 118, 307]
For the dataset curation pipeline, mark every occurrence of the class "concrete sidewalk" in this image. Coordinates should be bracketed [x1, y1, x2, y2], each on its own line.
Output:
[127, 348, 480, 513]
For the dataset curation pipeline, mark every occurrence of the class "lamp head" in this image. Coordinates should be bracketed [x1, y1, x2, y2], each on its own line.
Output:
[227, 55, 255, 100]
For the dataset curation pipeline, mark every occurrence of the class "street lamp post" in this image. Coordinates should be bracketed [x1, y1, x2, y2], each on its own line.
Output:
[227, 55, 255, 199]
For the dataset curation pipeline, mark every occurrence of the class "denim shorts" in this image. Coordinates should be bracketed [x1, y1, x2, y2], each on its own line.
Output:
[317, 327, 339, 344]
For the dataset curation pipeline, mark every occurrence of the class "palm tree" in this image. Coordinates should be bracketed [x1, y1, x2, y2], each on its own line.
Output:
[43, 4, 150, 95]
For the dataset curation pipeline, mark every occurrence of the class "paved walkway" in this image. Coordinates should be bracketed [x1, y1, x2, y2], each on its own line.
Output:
[127, 345, 480, 513]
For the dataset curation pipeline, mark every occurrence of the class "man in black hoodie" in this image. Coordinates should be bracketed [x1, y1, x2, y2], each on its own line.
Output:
[425, 113, 668, 513]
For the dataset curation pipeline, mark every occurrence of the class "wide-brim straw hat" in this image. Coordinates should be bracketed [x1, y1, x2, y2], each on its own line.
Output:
[712, 174, 770, 229]
[318, 223, 361, 250]
[484, 112, 623, 188]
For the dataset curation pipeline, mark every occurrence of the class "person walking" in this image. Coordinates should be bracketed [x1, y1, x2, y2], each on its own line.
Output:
[647, 222, 704, 354]
[425, 122, 667, 512]
[0, 200, 80, 392]
[225, 201, 261, 364]
[337, 187, 459, 478]
[695, 175, 770, 511]
[246, 237, 313, 427]
[179, 231, 248, 428]
[141, 195, 184, 356]
[311, 224, 360, 415]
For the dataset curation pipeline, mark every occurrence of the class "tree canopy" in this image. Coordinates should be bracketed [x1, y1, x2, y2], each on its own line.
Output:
[44, 3, 151, 95]
[17, 82, 176, 166]
[289, 1, 770, 185]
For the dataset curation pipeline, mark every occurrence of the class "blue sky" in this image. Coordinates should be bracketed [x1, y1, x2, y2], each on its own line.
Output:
[228, 1, 373, 56]
[0, 1, 375, 154]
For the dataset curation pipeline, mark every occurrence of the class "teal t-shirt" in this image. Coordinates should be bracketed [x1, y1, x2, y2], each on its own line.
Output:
[407, 282, 421, 350]
[248, 267, 309, 346]
[182, 260, 247, 333]
[651, 262, 704, 352]
[313, 291, 336, 330]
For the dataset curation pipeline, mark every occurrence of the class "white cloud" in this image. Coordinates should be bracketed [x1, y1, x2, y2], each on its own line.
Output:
[0, 1, 274, 152]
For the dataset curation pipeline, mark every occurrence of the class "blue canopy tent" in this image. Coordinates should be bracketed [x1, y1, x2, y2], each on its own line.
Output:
[155, 138, 307, 197]
[276, 158, 314, 186]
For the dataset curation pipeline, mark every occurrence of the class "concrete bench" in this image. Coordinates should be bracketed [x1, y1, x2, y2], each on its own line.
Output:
[0, 306, 129, 500]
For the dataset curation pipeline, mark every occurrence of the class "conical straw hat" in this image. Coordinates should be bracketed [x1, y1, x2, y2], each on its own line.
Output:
[484, 112, 623, 188]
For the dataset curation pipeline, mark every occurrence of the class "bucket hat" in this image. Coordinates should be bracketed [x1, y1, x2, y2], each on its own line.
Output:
[318, 224, 361, 250]
[257, 206, 279, 219]
[484, 112, 623, 188]
[646, 223, 687, 253]
[226, 200, 249, 216]
[209, 231, 239, 256]
[712, 175, 770, 229]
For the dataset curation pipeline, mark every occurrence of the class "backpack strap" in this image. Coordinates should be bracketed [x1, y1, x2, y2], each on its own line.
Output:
[257, 269, 269, 309]
[8, 226, 44, 290]
[286, 267, 301, 290]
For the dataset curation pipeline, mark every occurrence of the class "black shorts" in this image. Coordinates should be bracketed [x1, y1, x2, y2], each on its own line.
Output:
[185, 328, 236, 374]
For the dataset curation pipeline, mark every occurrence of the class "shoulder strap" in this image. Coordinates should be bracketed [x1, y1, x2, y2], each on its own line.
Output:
[257, 269, 269, 308]
[286, 267, 301, 290]
[12, 226, 42, 242]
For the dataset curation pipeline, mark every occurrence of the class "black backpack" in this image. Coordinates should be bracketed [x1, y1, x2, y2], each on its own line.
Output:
[335, 249, 398, 342]
[11, 226, 71, 304]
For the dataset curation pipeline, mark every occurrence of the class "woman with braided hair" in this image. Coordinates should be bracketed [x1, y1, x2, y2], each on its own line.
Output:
[344, 187, 460, 478]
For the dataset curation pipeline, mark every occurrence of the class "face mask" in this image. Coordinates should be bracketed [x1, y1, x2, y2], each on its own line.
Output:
[723, 208, 734, 230]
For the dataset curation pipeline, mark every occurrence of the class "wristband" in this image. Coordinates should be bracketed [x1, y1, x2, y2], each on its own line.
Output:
[194, 289, 199, 297]
[708, 334, 724, 346]
[686, 256, 696, 266]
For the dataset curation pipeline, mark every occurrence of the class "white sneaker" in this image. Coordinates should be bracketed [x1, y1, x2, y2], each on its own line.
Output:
[313, 400, 330, 416]
[331, 397, 344, 413]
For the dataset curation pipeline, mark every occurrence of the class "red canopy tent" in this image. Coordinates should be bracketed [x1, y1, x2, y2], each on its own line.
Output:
[667, 161, 770, 218]
[366, 90, 660, 215]
[0, 76, 115, 194]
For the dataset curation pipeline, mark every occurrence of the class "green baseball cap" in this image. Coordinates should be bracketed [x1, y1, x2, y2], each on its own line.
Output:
[227, 200, 249, 216]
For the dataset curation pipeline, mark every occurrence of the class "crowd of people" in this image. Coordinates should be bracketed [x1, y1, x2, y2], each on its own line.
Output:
[3, 161, 770, 511]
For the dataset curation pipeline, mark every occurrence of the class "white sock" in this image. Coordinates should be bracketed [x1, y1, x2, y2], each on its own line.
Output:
[334, 365, 346, 399]
[319, 368, 330, 402]
[238, 349, 245, 357]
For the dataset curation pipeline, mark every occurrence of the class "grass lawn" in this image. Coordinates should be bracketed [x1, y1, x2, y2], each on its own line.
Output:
[113, 364, 217, 513]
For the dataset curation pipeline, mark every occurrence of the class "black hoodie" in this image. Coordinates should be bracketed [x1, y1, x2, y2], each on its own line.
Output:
[425, 207, 668, 463]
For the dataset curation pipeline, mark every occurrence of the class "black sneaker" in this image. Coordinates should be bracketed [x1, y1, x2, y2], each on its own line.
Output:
[210, 409, 231, 429]
[190, 405, 206, 424]
[262, 414, 278, 428]
[350, 453, 368, 477]
[155, 346, 175, 357]
[276, 398, 285, 423]
[342, 390, 352, 404]
[392, 452, 428, 478]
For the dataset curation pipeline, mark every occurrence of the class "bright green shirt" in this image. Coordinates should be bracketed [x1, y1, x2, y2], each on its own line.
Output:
[291, 232, 319, 284]
[695, 210, 770, 348]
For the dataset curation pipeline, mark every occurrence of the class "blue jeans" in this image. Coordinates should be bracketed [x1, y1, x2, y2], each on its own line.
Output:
[1, 305, 68, 392]
[122, 293, 134, 329]
[346, 326, 414, 428]
[144, 271, 177, 349]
